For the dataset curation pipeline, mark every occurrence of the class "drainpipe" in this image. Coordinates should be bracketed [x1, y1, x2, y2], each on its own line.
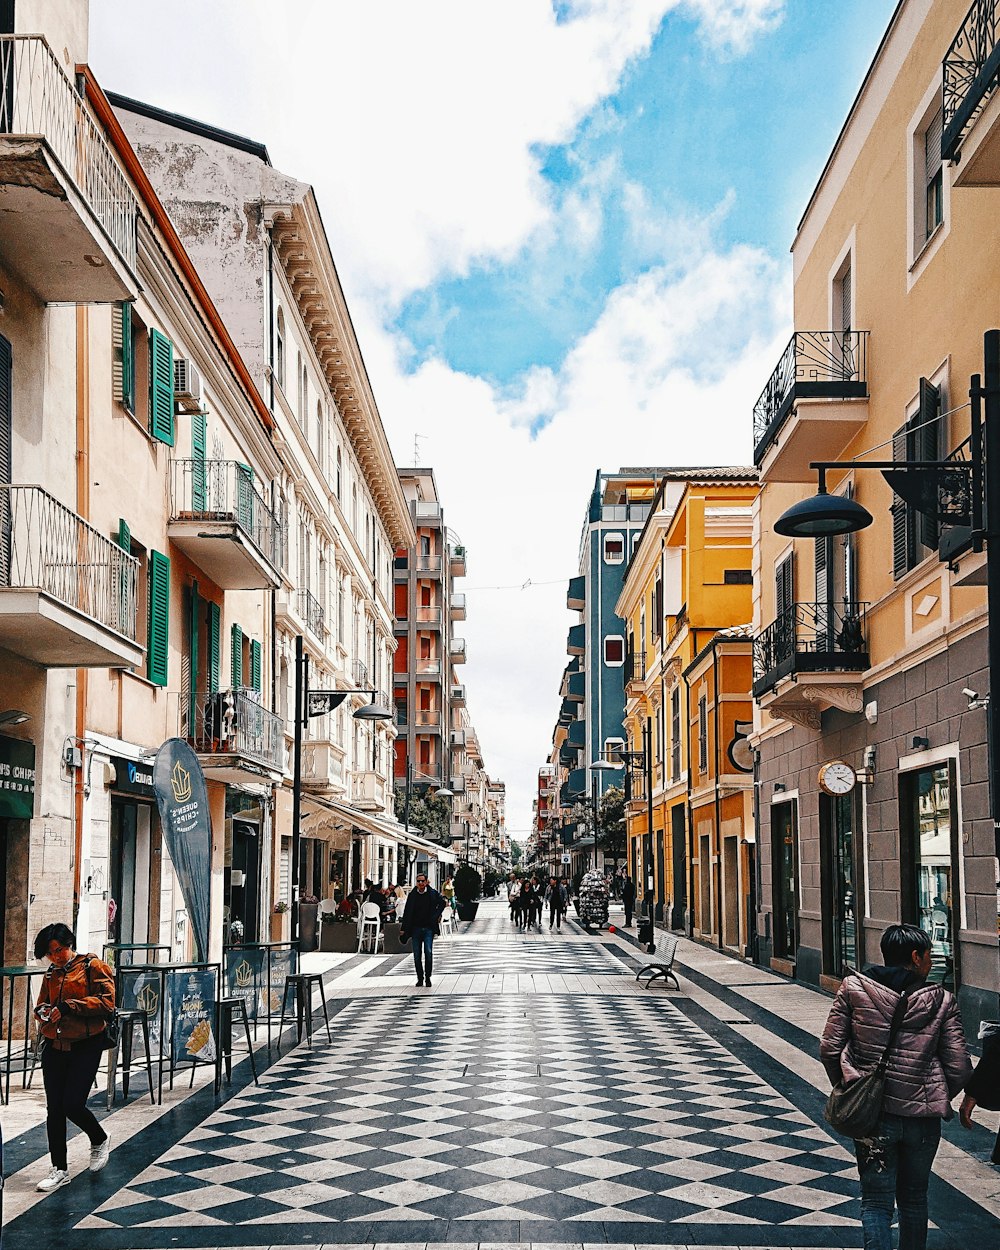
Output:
[73, 307, 90, 930]
[681, 665, 693, 938]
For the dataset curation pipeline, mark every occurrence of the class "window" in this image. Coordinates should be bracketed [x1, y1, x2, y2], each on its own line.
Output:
[603, 533, 624, 564]
[670, 687, 681, 780]
[922, 108, 943, 244]
[901, 761, 957, 988]
[603, 635, 624, 666]
[604, 737, 624, 765]
[315, 400, 324, 466]
[335, 446, 342, 500]
[275, 308, 285, 391]
[651, 576, 662, 640]
[697, 694, 708, 772]
[296, 352, 306, 426]
[724, 569, 752, 585]
[892, 377, 941, 578]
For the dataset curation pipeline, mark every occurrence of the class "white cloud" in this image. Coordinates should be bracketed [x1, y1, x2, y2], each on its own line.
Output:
[683, 0, 786, 55]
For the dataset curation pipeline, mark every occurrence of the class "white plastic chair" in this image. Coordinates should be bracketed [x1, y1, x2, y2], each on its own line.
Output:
[440, 904, 456, 937]
[319, 897, 337, 920]
[358, 901, 383, 953]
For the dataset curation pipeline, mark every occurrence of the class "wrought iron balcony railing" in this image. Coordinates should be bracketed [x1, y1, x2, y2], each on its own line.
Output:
[753, 331, 869, 464]
[752, 601, 870, 699]
[0, 36, 138, 271]
[943, 0, 1000, 163]
[0, 484, 138, 637]
[352, 658, 370, 688]
[180, 687, 284, 772]
[298, 588, 324, 638]
[170, 459, 284, 571]
[624, 650, 646, 686]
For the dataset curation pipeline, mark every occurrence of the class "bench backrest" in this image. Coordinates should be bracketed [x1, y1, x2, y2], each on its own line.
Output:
[654, 933, 678, 963]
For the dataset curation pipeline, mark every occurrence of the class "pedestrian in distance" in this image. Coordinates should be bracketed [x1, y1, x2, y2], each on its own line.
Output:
[399, 872, 447, 988]
[32, 923, 115, 1193]
[545, 876, 567, 931]
[621, 873, 636, 927]
[508, 877, 521, 925]
[820, 923, 972, 1250]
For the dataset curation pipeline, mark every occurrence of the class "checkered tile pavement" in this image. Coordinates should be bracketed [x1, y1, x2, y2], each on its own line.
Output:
[382, 934, 617, 977]
[81, 993, 862, 1235]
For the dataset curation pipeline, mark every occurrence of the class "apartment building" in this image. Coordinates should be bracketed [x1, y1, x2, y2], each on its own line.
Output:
[108, 95, 416, 916]
[751, 0, 999, 1032]
[617, 473, 757, 950]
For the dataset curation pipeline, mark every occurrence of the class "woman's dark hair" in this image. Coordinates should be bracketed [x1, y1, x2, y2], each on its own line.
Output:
[880, 923, 931, 967]
[33, 923, 76, 960]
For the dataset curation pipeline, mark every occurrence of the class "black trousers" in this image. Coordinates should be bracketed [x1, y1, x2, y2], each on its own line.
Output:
[41, 1036, 107, 1169]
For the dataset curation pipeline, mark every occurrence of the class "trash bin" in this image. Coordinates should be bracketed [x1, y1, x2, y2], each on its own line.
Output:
[298, 901, 319, 953]
[637, 919, 653, 946]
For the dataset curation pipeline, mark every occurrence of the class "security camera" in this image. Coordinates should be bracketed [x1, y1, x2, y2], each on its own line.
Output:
[963, 688, 978, 700]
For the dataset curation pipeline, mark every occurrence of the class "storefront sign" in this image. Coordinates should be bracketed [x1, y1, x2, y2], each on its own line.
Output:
[264, 948, 297, 1017]
[226, 948, 265, 1022]
[111, 756, 156, 798]
[0, 735, 35, 820]
[153, 739, 212, 964]
[168, 967, 217, 1066]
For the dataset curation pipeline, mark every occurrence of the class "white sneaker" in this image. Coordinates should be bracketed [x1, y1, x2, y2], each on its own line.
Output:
[36, 1167, 70, 1192]
[89, 1135, 110, 1173]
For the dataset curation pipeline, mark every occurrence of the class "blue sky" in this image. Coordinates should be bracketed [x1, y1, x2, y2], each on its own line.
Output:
[396, 0, 896, 387]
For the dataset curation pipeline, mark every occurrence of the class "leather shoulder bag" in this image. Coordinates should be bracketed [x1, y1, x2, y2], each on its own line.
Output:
[824, 989, 909, 1139]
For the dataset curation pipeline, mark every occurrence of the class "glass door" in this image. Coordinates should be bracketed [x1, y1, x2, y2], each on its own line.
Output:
[771, 800, 798, 960]
[823, 793, 859, 976]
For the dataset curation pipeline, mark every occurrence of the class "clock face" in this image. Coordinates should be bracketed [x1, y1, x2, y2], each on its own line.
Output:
[820, 761, 856, 796]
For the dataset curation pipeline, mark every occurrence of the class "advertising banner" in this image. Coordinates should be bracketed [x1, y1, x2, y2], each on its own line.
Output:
[120, 967, 163, 1057]
[226, 947, 265, 1022]
[153, 738, 212, 963]
[264, 947, 297, 1017]
[168, 967, 217, 1067]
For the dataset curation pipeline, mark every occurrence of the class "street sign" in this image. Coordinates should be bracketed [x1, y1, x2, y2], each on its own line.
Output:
[561, 853, 571, 864]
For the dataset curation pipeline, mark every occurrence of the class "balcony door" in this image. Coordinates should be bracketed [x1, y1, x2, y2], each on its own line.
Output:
[771, 799, 799, 961]
[815, 487, 857, 650]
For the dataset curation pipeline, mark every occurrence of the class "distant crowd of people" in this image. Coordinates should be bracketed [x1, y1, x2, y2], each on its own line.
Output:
[505, 873, 570, 931]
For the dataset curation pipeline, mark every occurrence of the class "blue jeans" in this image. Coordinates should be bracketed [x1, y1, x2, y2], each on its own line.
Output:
[410, 927, 434, 982]
[854, 1113, 941, 1250]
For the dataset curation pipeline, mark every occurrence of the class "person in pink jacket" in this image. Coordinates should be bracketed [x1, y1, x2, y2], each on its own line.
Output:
[820, 923, 972, 1250]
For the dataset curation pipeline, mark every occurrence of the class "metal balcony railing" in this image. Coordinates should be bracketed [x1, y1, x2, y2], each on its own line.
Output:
[943, 0, 1000, 162]
[752, 601, 870, 698]
[298, 588, 324, 638]
[0, 36, 137, 270]
[180, 688, 284, 771]
[170, 459, 284, 571]
[352, 659, 370, 688]
[624, 650, 646, 685]
[415, 553, 442, 575]
[753, 330, 869, 464]
[0, 484, 138, 637]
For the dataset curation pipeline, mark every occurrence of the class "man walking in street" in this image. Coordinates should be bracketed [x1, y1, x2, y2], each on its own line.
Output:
[621, 873, 635, 927]
[400, 873, 447, 988]
[545, 876, 567, 931]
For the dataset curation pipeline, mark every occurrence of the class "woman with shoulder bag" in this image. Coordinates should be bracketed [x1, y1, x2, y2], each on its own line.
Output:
[33, 923, 115, 1193]
[820, 923, 972, 1250]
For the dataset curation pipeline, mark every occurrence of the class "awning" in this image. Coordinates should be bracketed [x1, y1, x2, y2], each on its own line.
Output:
[298, 795, 454, 862]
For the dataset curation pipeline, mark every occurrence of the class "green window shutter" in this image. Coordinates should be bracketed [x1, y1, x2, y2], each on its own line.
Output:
[117, 518, 130, 552]
[149, 328, 175, 446]
[191, 409, 207, 511]
[147, 550, 170, 687]
[207, 601, 221, 693]
[235, 462, 254, 532]
[231, 623, 244, 688]
[250, 638, 262, 693]
[121, 303, 133, 411]
[917, 377, 941, 551]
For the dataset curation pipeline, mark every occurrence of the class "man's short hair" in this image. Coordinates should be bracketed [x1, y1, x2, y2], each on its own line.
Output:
[34, 922, 75, 960]
[880, 923, 931, 967]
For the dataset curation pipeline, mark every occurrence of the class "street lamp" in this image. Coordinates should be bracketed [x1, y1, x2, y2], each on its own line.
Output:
[290, 634, 393, 946]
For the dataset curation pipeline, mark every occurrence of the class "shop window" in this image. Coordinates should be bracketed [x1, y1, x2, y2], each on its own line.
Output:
[900, 760, 958, 989]
[603, 533, 624, 564]
[603, 635, 624, 666]
[772, 800, 799, 961]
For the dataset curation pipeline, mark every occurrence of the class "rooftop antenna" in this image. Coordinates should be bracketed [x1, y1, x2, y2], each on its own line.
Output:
[413, 433, 426, 466]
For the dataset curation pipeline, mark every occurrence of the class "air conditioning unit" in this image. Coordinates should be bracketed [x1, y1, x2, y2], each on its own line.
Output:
[174, 358, 203, 412]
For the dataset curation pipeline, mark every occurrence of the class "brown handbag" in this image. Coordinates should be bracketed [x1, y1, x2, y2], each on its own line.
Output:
[824, 990, 909, 1139]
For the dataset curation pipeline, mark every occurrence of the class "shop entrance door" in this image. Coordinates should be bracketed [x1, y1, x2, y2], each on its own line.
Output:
[229, 820, 260, 942]
[821, 792, 859, 977]
[771, 800, 799, 961]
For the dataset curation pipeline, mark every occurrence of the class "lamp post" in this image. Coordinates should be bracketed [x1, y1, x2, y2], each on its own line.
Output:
[290, 634, 393, 947]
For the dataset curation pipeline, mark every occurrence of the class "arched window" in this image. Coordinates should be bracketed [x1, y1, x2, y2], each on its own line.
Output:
[297, 353, 306, 426]
[275, 308, 285, 390]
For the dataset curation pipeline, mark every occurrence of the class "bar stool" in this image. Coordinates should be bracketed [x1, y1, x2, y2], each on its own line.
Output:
[277, 973, 331, 1050]
[106, 1008, 155, 1108]
[216, 996, 259, 1092]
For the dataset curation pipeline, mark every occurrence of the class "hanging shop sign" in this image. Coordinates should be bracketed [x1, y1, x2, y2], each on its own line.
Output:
[111, 756, 156, 798]
[0, 735, 35, 820]
[153, 738, 212, 964]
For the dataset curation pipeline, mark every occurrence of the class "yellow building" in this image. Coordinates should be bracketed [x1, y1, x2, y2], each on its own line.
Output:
[617, 471, 757, 951]
[752, 0, 998, 1030]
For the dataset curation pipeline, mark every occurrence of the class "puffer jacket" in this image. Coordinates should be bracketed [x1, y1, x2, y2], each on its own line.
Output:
[820, 966, 972, 1118]
[35, 953, 115, 1052]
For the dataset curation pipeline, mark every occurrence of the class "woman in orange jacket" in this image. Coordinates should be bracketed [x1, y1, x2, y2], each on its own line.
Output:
[32, 923, 115, 1193]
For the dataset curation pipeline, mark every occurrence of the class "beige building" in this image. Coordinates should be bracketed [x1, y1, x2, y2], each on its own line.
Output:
[752, 0, 999, 1031]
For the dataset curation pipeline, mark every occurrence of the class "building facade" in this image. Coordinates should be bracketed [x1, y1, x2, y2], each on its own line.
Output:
[751, 0, 1000, 1032]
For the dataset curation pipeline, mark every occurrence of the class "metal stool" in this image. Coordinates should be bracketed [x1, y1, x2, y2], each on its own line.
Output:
[106, 1008, 155, 1108]
[277, 973, 331, 1050]
[216, 996, 259, 1092]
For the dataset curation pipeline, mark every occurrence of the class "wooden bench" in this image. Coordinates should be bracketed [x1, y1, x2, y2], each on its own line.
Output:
[635, 932, 680, 990]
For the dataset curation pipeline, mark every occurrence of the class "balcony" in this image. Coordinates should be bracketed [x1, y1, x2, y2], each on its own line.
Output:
[567, 671, 585, 702]
[567, 623, 585, 655]
[567, 719, 586, 748]
[415, 553, 442, 577]
[566, 767, 588, 798]
[302, 738, 345, 791]
[559, 741, 581, 768]
[298, 589, 324, 640]
[450, 592, 466, 621]
[753, 331, 870, 481]
[450, 774, 467, 795]
[416, 606, 442, 630]
[558, 697, 575, 725]
[414, 709, 441, 732]
[451, 683, 466, 706]
[753, 601, 870, 730]
[353, 770, 388, 811]
[624, 650, 646, 694]
[413, 500, 442, 522]
[180, 688, 284, 783]
[0, 37, 138, 302]
[450, 728, 467, 748]
[567, 575, 585, 611]
[0, 485, 142, 668]
[169, 460, 283, 590]
[449, 545, 467, 577]
[415, 657, 441, 680]
[352, 658, 370, 688]
[451, 638, 467, 664]
[943, 0, 1000, 183]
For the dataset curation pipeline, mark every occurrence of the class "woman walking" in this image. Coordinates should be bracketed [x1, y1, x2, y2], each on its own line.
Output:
[820, 923, 971, 1250]
[33, 923, 115, 1192]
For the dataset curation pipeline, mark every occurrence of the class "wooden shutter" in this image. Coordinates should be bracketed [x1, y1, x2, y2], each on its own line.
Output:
[236, 462, 254, 533]
[840, 266, 851, 336]
[892, 424, 913, 578]
[207, 601, 221, 693]
[231, 623, 244, 689]
[191, 409, 207, 511]
[250, 638, 262, 693]
[775, 553, 794, 619]
[117, 518, 130, 552]
[917, 377, 941, 550]
[148, 328, 175, 446]
[121, 303, 133, 410]
[147, 551, 170, 687]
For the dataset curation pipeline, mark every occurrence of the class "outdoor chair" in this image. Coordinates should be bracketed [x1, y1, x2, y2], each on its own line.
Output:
[358, 901, 383, 953]
[635, 932, 681, 990]
[440, 904, 457, 936]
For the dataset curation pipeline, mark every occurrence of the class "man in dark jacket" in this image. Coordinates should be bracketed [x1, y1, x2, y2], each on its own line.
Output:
[400, 873, 447, 988]
[621, 874, 636, 927]
[545, 877, 567, 931]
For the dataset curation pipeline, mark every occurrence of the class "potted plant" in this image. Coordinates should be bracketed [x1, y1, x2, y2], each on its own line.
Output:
[271, 899, 289, 942]
[453, 864, 482, 922]
[320, 905, 358, 952]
